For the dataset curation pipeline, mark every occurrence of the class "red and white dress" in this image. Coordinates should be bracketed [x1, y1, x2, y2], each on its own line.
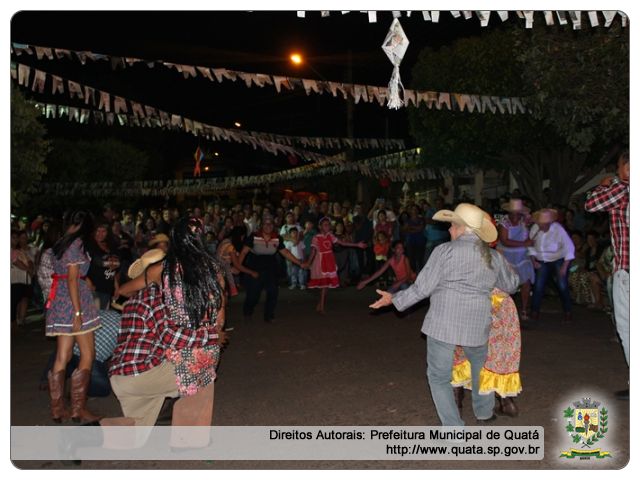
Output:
[308, 233, 340, 289]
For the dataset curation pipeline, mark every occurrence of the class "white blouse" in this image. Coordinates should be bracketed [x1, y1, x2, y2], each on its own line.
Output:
[527, 222, 575, 262]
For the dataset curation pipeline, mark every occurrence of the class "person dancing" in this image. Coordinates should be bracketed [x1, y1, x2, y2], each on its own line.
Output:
[307, 217, 366, 314]
[369, 204, 518, 426]
[45, 210, 102, 423]
[452, 288, 522, 417]
[115, 217, 228, 428]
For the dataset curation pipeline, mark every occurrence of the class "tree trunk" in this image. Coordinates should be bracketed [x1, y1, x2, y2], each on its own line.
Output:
[506, 144, 621, 209]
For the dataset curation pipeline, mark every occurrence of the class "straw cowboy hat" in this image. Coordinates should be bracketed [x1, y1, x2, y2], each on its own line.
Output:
[148, 233, 170, 248]
[432, 203, 498, 243]
[532, 208, 558, 225]
[127, 248, 166, 280]
[501, 198, 530, 214]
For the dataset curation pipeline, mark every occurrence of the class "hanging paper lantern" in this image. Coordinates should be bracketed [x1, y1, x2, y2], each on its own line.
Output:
[381, 18, 410, 109]
[318, 192, 329, 201]
[380, 177, 390, 188]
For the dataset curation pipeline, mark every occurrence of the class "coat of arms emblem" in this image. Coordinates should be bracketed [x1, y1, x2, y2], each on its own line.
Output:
[561, 397, 611, 459]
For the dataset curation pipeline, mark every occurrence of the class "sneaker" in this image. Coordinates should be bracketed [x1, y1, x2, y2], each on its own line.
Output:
[288, 285, 296, 290]
[299, 285, 306, 290]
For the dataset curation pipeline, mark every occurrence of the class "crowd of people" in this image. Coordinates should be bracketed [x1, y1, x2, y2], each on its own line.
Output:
[9, 150, 629, 429]
[12, 188, 619, 327]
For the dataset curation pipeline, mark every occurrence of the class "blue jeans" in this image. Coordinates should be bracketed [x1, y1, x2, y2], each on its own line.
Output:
[612, 270, 630, 366]
[426, 336, 494, 426]
[286, 261, 306, 288]
[531, 258, 572, 314]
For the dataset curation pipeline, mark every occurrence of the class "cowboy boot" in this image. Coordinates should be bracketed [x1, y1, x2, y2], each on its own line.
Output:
[48, 369, 70, 423]
[500, 397, 519, 417]
[70, 369, 101, 423]
[454, 387, 465, 415]
[494, 393, 505, 415]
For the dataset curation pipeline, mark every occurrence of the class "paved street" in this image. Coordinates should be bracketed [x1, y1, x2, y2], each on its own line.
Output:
[11, 286, 629, 469]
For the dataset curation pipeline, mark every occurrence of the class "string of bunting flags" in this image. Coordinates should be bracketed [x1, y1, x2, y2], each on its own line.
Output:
[12, 43, 529, 114]
[37, 148, 474, 197]
[12, 63, 406, 161]
[295, 10, 628, 29]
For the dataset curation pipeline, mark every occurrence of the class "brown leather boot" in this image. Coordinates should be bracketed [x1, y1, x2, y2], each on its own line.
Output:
[501, 397, 519, 417]
[48, 369, 70, 423]
[70, 369, 101, 423]
[454, 387, 465, 415]
[494, 393, 504, 415]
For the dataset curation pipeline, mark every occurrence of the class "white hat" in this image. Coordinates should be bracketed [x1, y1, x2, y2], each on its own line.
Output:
[501, 198, 530, 214]
[532, 208, 558, 225]
[127, 248, 166, 279]
[432, 203, 497, 243]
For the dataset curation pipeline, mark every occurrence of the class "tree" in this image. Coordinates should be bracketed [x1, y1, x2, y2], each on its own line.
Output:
[45, 137, 151, 184]
[408, 23, 628, 207]
[11, 85, 51, 208]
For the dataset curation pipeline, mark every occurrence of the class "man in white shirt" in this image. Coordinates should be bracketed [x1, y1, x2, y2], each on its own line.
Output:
[527, 209, 575, 324]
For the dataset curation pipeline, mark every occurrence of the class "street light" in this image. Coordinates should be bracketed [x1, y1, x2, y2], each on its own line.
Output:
[289, 51, 325, 80]
[234, 121, 242, 128]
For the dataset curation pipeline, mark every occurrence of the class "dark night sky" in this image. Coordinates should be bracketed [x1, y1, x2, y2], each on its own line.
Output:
[11, 11, 486, 177]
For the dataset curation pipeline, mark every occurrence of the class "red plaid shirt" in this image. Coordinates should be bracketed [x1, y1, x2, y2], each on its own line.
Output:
[585, 177, 629, 272]
[109, 282, 220, 377]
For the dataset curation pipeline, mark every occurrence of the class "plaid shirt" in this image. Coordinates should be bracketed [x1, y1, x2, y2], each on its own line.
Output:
[585, 177, 629, 272]
[73, 310, 120, 362]
[109, 282, 220, 377]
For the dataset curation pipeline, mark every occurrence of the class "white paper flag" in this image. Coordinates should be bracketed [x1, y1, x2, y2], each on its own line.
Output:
[523, 11, 534, 28]
[569, 11, 581, 30]
[556, 11, 568, 25]
[602, 11, 617, 27]
[18, 64, 30, 86]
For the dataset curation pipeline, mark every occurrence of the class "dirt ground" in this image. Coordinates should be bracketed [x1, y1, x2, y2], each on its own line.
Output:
[11, 286, 629, 470]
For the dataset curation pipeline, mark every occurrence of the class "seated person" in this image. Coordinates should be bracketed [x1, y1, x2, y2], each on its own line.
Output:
[40, 309, 120, 397]
[357, 240, 416, 293]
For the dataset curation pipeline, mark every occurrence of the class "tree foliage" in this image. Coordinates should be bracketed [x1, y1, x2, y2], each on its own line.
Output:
[517, 24, 629, 153]
[11, 85, 51, 207]
[408, 23, 629, 207]
[45, 137, 151, 184]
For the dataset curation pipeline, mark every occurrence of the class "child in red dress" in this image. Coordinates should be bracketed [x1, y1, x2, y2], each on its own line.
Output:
[307, 217, 367, 314]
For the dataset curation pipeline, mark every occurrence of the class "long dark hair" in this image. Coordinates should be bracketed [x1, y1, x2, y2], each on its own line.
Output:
[229, 225, 246, 253]
[164, 216, 224, 327]
[52, 210, 94, 259]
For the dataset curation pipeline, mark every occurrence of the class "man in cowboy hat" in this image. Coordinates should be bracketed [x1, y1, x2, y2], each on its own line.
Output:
[370, 203, 519, 426]
[585, 150, 630, 400]
[527, 208, 575, 324]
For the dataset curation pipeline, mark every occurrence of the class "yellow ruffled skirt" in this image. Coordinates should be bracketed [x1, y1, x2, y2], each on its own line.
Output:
[451, 289, 522, 398]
